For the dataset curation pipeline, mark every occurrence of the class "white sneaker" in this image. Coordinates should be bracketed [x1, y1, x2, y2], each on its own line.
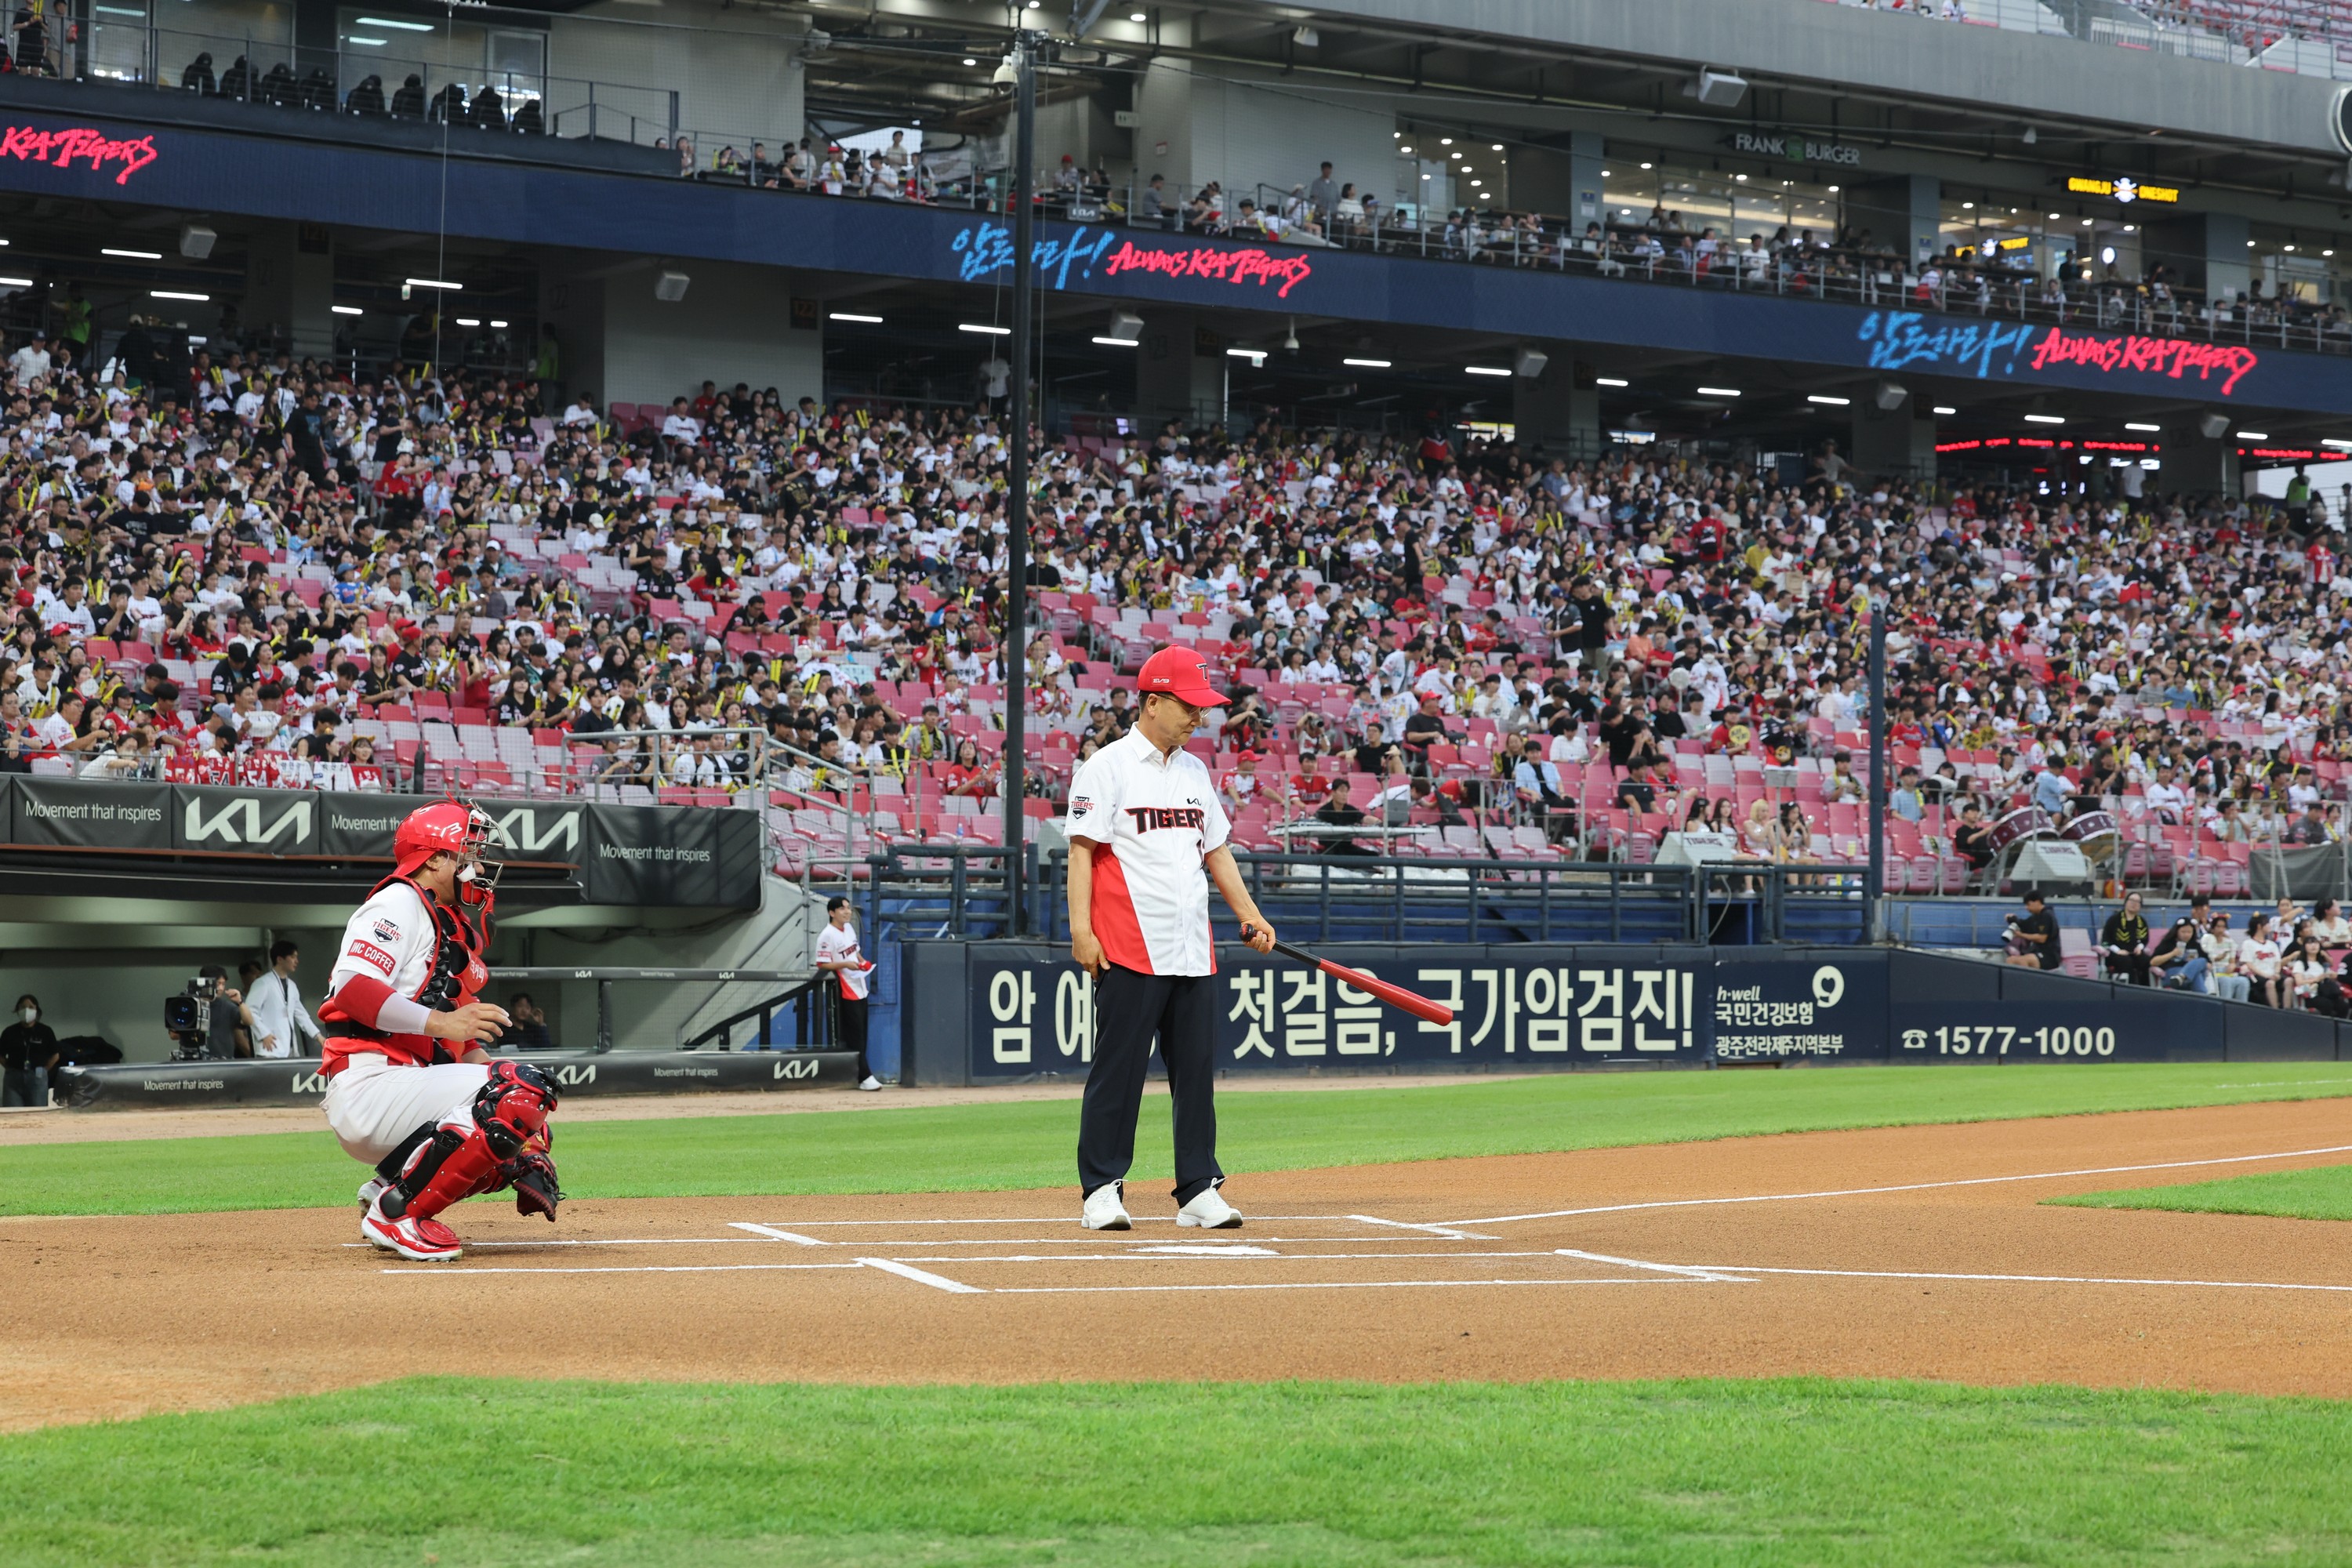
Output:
[858, 1076, 883, 1092]
[356, 1177, 387, 1224]
[1080, 1181, 1132, 1230]
[1177, 1186, 1243, 1229]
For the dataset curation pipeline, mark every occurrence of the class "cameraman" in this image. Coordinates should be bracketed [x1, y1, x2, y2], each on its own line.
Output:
[172, 966, 254, 1060]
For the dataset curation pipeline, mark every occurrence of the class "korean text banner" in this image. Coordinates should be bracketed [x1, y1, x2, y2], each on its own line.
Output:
[967, 946, 1713, 1080]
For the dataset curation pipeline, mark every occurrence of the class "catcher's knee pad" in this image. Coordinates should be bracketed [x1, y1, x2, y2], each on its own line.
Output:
[475, 1060, 558, 1158]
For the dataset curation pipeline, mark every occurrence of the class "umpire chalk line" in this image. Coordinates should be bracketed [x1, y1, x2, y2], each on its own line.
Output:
[382, 1261, 865, 1276]
[729, 1221, 826, 1246]
[1445, 1142, 2352, 1227]
[858, 1257, 989, 1294]
[1556, 1248, 1753, 1284]
[1675, 1263, 2352, 1295]
[980, 1278, 1715, 1296]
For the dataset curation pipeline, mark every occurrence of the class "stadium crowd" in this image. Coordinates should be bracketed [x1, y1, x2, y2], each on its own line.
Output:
[1, 322, 2350, 887]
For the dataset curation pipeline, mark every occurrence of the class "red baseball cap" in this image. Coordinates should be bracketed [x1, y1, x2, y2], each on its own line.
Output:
[1136, 645, 1229, 707]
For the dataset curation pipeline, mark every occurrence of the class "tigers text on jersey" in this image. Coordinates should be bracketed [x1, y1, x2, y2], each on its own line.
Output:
[1063, 725, 1232, 977]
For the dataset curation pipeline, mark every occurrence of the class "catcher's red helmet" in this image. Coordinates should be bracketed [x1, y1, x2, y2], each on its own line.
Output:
[393, 800, 494, 879]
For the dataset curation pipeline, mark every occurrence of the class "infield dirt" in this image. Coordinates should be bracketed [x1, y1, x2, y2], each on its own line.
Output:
[8, 1096, 2352, 1432]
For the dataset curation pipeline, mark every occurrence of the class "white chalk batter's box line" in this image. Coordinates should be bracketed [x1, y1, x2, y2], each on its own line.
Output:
[379, 1221, 2352, 1299]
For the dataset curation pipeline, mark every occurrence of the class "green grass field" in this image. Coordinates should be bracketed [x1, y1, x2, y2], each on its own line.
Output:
[9, 1062, 2352, 1217]
[2053, 1162, 2352, 1222]
[5, 1377, 2350, 1567]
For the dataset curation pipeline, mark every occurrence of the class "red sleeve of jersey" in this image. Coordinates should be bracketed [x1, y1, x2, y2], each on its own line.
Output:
[328, 973, 394, 1028]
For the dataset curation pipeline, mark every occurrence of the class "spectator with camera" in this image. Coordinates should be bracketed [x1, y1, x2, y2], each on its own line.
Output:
[2003, 890, 2060, 970]
[2, 993, 58, 1107]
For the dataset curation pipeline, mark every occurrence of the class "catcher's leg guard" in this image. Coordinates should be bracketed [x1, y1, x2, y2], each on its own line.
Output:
[379, 1062, 561, 1224]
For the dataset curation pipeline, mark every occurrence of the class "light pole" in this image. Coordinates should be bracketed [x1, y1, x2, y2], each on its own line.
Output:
[1001, 28, 1038, 935]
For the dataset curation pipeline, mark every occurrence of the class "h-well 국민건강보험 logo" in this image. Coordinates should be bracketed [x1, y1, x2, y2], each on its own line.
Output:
[1857, 310, 2258, 396]
[0, 123, 159, 186]
[949, 219, 1315, 299]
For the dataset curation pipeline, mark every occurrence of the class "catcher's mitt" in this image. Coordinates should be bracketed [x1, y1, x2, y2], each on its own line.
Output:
[502, 1151, 562, 1221]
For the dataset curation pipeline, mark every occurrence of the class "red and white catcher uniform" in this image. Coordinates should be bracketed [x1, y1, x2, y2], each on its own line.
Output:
[318, 801, 561, 1262]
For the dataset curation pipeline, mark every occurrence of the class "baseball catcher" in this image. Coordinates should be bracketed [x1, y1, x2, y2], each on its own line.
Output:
[318, 800, 561, 1261]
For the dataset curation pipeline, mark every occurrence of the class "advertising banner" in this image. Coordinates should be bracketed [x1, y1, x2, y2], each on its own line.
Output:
[9, 776, 170, 848]
[55, 1049, 858, 1109]
[909, 942, 2352, 1084]
[0, 776, 760, 908]
[965, 946, 1711, 1081]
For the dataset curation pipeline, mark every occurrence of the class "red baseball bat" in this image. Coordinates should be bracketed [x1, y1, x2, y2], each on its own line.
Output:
[1240, 925, 1455, 1026]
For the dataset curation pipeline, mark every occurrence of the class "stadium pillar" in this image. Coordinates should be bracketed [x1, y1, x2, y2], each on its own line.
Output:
[1504, 130, 1606, 235]
[1847, 175, 1941, 268]
[1851, 392, 1936, 485]
[1135, 312, 1226, 430]
[243, 220, 336, 360]
[1512, 353, 1599, 462]
[536, 260, 824, 412]
[2165, 415, 2241, 500]
[2144, 211, 2250, 308]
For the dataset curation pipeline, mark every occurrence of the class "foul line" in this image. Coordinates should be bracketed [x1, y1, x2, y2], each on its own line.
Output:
[1686, 1262, 2352, 1295]
[858, 1257, 987, 1294]
[748, 1214, 1359, 1227]
[1446, 1142, 2352, 1227]
[382, 1261, 864, 1277]
[981, 1277, 1715, 1296]
[1349, 1214, 1494, 1240]
[1556, 1247, 1752, 1284]
[729, 1221, 826, 1247]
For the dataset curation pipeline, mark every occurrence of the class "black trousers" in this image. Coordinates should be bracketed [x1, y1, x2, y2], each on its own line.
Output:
[836, 994, 869, 1080]
[1079, 964, 1221, 1203]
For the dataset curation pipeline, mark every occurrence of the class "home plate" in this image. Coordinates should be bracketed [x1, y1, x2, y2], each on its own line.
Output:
[1133, 1243, 1279, 1257]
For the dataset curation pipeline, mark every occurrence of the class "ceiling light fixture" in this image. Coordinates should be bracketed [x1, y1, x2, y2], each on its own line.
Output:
[405, 277, 461, 290]
[2125, 421, 2162, 433]
[1342, 356, 1391, 368]
[1595, 376, 1629, 387]
[456, 317, 481, 327]
[2237, 430, 2271, 440]
[1094, 336, 1142, 347]
[1932, 405, 1957, 415]
[2024, 413, 2066, 425]
[151, 289, 209, 301]
[1465, 365, 1511, 377]
[1806, 394, 1851, 406]
[331, 305, 363, 316]
[354, 14, 434, 28]
[829, 311, 883, 324]
[1696, 385, 1740, 397]
[960, 323, 1011, 336]
[102, 246, 163, 260]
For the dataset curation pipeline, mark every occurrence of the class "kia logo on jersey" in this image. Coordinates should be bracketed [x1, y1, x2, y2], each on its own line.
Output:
[1126, 806, 1207, 833]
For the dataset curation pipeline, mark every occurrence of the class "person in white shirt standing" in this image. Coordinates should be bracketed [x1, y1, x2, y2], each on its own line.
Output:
[247, 938, 320, 1059]
[813, 895, 880, 1091]
[1065, 646, 1277, 1232]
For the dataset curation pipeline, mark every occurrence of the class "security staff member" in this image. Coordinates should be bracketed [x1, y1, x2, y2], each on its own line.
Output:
[1065, 646, 1277, 1232]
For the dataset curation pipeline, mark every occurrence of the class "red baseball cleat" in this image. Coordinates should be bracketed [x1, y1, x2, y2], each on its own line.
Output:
[362, 1196, 463, 1261]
